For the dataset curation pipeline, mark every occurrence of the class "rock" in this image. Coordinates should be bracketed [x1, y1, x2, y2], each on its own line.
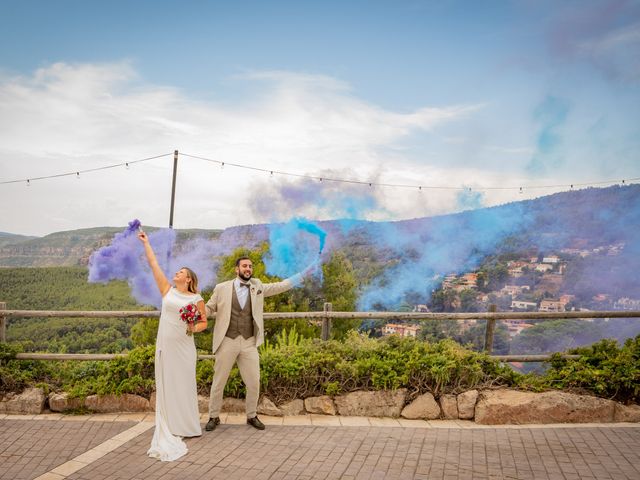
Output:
[439, 394, 459, 419]
[401, 392, 440, 419]
[304, 395, 337, 415]
[614, 403, 640, 423]
[258, 396, 283, 416]
[221, 397, 245, 413]
[3, 388, 46, 414]
[149, 391, 156, 411]
[198, 395, 209, 414]
[48, 392, 84, 412]
[279, 399, 305, 416]
[85, 394, 149, 413]
[457, 390, 478, 420]
[335, 389, 407, 418]
[0, 393, 13, 413]
[475, 389, 616, 425]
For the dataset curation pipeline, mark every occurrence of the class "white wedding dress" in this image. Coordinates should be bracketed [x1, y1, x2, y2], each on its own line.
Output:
[147, 288, 203, 461]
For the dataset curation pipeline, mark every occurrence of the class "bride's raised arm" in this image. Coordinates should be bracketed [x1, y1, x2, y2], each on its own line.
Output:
[137, 231, 171, 297]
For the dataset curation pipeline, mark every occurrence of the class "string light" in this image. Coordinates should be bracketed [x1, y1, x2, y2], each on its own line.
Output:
[2, 150, 639, 194]
[0, 153, 173, 185]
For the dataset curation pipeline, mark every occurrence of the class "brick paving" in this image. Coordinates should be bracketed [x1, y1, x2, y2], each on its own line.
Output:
[0, 418, 135, 480]
[1, 415, 639, 480]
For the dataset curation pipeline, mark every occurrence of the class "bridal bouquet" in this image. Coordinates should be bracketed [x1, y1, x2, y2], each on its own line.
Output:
[179, 302, 201, 336]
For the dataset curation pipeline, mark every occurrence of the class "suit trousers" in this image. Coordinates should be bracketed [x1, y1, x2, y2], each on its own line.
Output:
[208, 335, 260, 419]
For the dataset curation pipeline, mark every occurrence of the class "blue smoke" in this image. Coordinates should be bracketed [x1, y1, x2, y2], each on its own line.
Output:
[264, 217, 326, 279]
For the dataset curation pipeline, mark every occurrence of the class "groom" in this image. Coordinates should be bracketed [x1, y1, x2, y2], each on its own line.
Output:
[205, 256, 313, 431]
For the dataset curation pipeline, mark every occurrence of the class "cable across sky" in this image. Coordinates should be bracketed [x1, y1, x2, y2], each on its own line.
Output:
[1, 150, 638, 193]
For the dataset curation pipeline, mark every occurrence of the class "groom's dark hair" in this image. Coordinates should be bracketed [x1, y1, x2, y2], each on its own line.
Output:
[235, 256, 252, 267]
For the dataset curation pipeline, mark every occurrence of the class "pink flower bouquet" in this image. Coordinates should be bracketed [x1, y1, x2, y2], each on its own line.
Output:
[179, 302, 201, 336]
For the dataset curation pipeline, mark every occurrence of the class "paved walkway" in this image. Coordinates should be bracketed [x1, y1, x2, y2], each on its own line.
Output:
[1, 413, 639, 480]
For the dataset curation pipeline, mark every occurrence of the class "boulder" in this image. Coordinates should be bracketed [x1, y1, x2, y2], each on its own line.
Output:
[279, 399, 305, 416]
[475, 389, 616, 425]
[304, 395, 337, 415]
[221, 397, 245, 413]
[457, 390, 478, 420]
[48, 392, 84, 412]
[439, 394, 459, 420]
[85, 394, 149, 413]
[258, 396, 283, 416]
[614, 403, 640, 423]
[198, 395, 209, 414]
[401, 393, 440, 419]
[335, 389, 407, 418]
[2, 388, 46, 414]
[149, 391, 156, 411]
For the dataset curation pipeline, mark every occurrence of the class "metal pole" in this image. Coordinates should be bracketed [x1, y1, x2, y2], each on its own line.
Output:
[169, 150, 178, 228]
[321, 302, 333, 341]
[484, 304, 497, 353]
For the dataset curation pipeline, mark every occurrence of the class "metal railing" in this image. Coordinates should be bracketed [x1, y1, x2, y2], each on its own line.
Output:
[1, 302, 638, 362]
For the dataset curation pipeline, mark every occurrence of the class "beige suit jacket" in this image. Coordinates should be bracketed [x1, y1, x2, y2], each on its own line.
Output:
[205, 276, 298, 354]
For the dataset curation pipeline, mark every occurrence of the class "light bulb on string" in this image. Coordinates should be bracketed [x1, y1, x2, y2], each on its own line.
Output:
[125, 162, 129, 170]
[519, 187, 523, 194]
[220, 162, 225, 171]
[27, 179, 30, 187]
[418, 186, 422, 193]
[76, 172, 80, 180]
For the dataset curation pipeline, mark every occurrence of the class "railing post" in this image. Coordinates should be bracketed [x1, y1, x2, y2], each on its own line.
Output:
[484, 304, 497, 353]
[321, 302, 332, 341]
[0, 302, 6, 343]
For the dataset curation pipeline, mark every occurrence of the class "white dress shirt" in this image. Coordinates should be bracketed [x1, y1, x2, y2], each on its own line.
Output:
[233, 278, 251, 309]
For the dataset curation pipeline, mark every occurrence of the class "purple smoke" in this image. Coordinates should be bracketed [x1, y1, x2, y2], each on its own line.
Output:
[88, 224, 176, 307]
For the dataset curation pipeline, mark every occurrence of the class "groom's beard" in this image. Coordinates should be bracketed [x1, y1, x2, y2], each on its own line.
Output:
[239, 271, 252, 281]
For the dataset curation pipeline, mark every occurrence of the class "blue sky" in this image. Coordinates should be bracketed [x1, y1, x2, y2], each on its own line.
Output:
[1, 0, 639, 235]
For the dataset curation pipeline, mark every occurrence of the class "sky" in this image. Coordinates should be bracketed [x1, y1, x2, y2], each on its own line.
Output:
[0, 0, 639, 237]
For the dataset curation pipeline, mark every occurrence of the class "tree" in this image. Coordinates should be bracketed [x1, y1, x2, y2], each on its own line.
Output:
[321, 251, 359, 339]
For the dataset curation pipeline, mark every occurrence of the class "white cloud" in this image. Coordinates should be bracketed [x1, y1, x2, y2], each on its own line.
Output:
[0, 62, 483, 236]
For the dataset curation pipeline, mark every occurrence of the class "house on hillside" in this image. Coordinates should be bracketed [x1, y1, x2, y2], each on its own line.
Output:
[382, 323, 421, 338]
[539, 299, 567, 312]
[412, 304, 430, 313]
[614, 297, 640, 310]
[460, 273, 478, 287]
[542, 255, 560, 264]
[511, 300, 537, 311]
[534, 263, 554, 273]
[500, 285, 531, 296]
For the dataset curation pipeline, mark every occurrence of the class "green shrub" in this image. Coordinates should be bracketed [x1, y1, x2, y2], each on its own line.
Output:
[542, 335, 640, 403]
[2, 334, 639, 406]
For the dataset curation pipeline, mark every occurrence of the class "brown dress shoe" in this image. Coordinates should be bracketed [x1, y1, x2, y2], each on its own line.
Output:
[205, 417, 220, 431]
[246, 416, 265, 430]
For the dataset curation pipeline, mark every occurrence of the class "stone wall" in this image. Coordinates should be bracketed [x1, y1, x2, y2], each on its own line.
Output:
[2, 388, 639, 424]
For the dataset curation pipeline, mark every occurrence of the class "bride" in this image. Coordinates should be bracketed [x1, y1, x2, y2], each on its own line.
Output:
[138, 230, 207, 461]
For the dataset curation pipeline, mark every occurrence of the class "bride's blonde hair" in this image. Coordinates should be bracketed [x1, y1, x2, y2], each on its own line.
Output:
[182, 267, 199, 294]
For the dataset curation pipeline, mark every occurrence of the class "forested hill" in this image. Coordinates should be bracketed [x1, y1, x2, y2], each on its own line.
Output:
[0, 227, 223, 267]
[0, 184, 638, 271]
